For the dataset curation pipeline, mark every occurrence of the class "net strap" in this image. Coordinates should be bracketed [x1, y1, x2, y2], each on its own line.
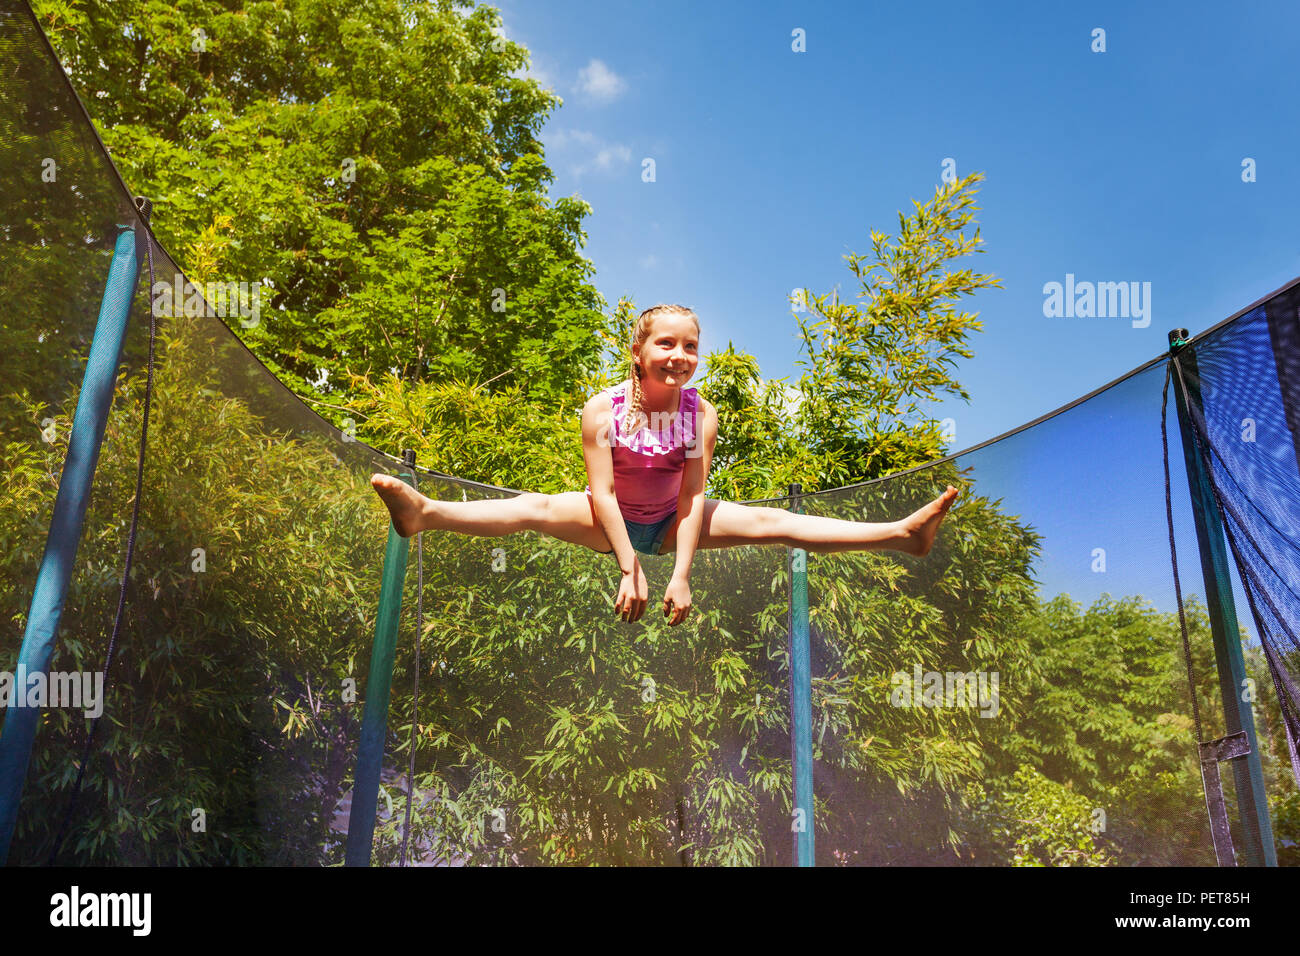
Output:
[1161, 360, 1237, 865]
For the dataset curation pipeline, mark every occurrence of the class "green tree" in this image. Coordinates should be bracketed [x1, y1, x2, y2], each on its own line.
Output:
[969, 593, 1226, 864]
[31, 0, 607, 461]
[3, 311, 383, 864]
[959, 765, 1116, 866]
[693, 172, 999, 501]
[789, 171, 998, 491]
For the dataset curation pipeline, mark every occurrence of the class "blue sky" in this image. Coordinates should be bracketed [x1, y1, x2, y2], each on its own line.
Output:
[485, 1, 1299, 639]
[493, 0, 1299, 454]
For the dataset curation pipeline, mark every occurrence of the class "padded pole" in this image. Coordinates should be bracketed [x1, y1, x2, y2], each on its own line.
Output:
[0, 222, 143, 864]
[345, 451, 415, 866]
[1167, 332, 1277, 867]
[788, 483, 814, 866]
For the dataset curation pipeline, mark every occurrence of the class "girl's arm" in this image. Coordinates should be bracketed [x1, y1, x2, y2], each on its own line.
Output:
[668, 398, 717, 588]
[582, 394, 637, 572]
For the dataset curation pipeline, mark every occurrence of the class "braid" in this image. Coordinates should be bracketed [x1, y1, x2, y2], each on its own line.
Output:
[621, 304, 699, 438]
[623, 357, 646, 437]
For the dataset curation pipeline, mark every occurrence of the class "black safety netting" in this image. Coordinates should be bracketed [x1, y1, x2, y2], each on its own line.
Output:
[2, 1, 1298, 866]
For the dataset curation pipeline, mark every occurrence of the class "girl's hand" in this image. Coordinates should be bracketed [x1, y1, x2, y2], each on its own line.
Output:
[662, 576, 692, 626]
[614, 562, 649, 623]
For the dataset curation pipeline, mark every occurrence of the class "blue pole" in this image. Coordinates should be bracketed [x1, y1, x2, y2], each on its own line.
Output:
[788, 483, 814, 866]
[0, 223, 143, 863]
[345, 454, 415, 866]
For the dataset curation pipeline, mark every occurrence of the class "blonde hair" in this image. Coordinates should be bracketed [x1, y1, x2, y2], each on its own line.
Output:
[622, 304, 700, 438]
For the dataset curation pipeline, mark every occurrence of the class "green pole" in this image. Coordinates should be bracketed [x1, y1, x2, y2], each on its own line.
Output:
[0, 216, 144, 864]
[345, 450, 416, 866]
[788, 483, 814, 866]
[1167, 332, 1277, 867]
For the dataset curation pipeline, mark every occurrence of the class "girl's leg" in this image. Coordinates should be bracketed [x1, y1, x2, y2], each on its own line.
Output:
[370, 474, 612, 552]
[659, 486, 958, 556]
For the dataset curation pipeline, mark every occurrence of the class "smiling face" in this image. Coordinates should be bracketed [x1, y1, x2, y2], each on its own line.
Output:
[633, 311, 700, 389]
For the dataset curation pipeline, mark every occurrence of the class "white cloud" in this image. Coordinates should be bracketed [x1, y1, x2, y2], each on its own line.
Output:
[639, 254, 660, 269]
[546, 128, 632, 178]
[577, 59, 626, 102]
[580, 144, 632, 175]
[547, 129, 597, 149]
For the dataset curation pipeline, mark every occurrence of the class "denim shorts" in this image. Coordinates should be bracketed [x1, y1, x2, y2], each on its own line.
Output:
[600, 511, 677, 556]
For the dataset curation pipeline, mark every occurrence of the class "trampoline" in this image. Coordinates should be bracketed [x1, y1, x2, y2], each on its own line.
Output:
[1, 0, 1298, 867]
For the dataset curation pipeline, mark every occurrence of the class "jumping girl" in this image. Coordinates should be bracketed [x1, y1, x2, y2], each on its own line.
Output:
[371, 304, 959, 626]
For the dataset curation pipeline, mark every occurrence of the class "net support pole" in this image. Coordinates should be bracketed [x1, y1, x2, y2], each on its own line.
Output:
[1167, 332, 1277, 867]
[345, 450, 416, 867]
[787, 483, 814, 866]
[0, 219, 144, 865]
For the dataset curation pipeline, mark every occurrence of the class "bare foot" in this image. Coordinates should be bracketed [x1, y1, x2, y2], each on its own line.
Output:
[896, 485, 959, 557]
[371, 473, 429, 538]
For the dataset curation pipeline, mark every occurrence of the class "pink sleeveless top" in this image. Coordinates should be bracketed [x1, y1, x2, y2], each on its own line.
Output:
[586, 382, 700, 522]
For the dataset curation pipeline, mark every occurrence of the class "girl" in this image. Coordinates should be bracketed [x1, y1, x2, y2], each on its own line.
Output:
[371, 304, 958, 626]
